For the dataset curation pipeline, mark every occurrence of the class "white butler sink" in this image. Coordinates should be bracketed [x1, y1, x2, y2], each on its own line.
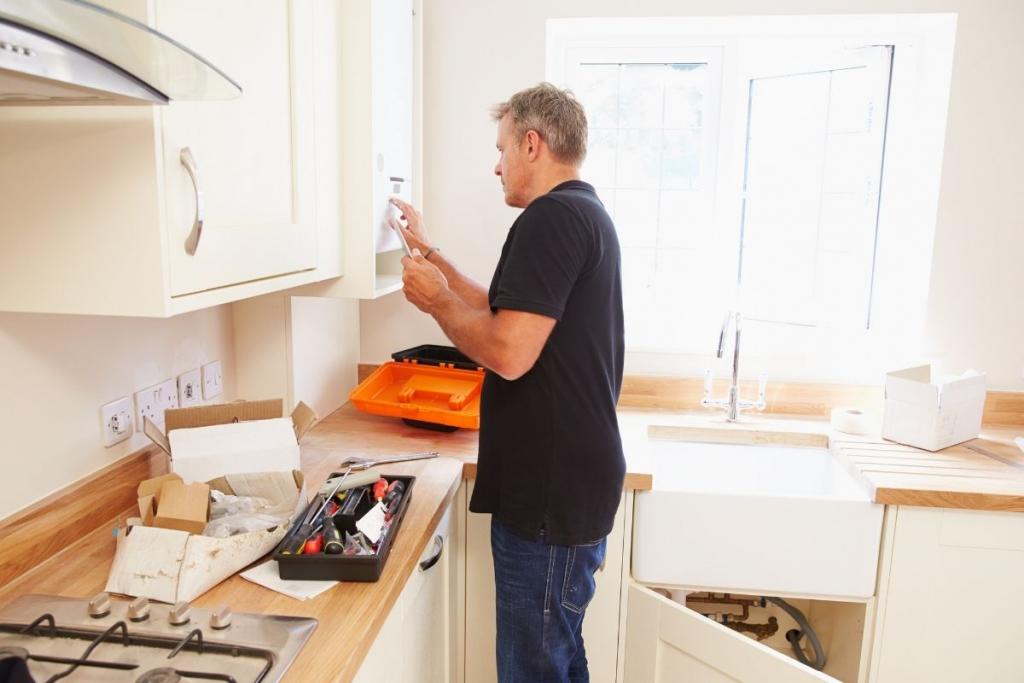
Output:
[632, 439, 884, 600]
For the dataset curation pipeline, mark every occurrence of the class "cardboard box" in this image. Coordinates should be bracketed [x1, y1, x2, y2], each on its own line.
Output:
[152, 481, 210, 534]
[106, 470, 306, 604]
[136, 472, 183, 526]
[882, 365, 987, 451]
[143, 399, 318, 483]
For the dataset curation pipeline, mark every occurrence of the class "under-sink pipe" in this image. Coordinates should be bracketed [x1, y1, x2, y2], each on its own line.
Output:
[765, 597, 827, 671]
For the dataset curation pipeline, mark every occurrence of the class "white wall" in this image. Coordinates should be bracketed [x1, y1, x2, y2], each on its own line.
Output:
[360, 0, 1024, 391]
[0, 306, 236, 519]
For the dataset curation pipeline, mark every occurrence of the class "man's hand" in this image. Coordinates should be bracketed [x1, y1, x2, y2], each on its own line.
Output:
[402, 249, 450, 313]
[389, 197, 430, 254]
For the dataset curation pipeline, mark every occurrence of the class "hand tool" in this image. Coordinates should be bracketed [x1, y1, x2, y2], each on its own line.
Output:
[280, 469, 352, 555]
[372, 478, 389, 502]
[323, 516, 343, 554]
[303, 533, 323, 555]
[338, 451, 439, 471]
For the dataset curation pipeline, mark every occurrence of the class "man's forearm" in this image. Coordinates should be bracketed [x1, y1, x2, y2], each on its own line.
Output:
[426, 252, 489, 310]
[429, 290, 511, 376]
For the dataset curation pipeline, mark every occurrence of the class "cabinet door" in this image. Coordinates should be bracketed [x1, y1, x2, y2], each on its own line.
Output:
[464, 481, 626, 683]
[623, 583, 836, 682]
[157, 0, 318, 297]
[871, 506, 1024, 682]
[402, 504, 452, 682]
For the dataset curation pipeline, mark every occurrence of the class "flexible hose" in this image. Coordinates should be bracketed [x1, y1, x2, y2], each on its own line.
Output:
[765, 597, 827, 671]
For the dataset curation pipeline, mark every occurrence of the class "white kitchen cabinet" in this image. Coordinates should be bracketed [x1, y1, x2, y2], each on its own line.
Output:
[463, 480, 628, 683]
[0, 0, 327, 316]
[868, 506, 1024, 682]
[298, 0, 423, 301]
[354, 497, 455, 683]
[622, 583, 874, 683]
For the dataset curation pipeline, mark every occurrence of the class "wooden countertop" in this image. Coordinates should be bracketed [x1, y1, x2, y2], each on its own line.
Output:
[0, 402, 652, 682]
[621, 407, 1024, 512]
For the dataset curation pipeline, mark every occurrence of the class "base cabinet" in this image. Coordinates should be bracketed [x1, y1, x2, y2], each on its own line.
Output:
[463, 480, 627, 683]
[870, 506, 1024, 682]
[353, 499, 454, 683]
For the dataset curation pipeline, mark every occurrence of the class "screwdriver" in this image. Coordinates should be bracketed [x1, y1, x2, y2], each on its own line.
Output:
[280, 468, 352, 555]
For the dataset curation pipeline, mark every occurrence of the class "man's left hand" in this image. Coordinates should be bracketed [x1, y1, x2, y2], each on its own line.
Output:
[402, 249, 450, 313]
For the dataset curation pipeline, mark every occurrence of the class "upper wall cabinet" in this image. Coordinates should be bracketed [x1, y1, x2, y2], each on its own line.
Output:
[300, 0, 421, 301]
[0, 0, 330, 316]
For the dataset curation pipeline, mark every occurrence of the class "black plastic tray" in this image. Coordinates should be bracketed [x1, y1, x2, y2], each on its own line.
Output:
[273, 474, 415, 582]
[391, 344, 482, 372]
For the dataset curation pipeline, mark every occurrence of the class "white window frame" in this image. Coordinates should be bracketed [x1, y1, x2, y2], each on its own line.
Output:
[547, 14, 957, 384]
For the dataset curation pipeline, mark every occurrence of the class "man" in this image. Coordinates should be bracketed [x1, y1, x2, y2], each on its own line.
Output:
[393, 82, 625, 683]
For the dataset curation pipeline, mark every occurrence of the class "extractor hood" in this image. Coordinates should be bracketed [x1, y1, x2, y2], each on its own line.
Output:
[0, 0, 240, 105]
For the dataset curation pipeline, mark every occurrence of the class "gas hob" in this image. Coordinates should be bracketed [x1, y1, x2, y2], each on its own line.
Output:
[0, 594, 316, 682]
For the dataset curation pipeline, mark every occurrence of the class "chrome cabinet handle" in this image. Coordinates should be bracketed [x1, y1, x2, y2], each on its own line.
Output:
[419, 535, 444, 572]
[180, 147, 204, 255]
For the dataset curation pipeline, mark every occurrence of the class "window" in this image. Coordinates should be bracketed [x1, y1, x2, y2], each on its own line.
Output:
[547, 16, 957, 382]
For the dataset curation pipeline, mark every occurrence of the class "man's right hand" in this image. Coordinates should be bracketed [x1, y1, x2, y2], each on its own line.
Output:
[389, 197, 431, 254]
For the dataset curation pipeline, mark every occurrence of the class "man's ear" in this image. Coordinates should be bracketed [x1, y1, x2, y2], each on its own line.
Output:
[524, 130, 542, 161]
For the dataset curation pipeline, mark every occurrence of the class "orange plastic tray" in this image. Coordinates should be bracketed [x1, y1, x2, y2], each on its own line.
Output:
[349, 361, 483, 429]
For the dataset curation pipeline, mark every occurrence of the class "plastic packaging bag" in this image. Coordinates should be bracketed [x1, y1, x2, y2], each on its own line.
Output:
[203, 490, 291, 538]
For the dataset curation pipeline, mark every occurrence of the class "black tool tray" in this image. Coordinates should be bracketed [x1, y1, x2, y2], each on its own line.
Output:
[273, 473, 415, 582]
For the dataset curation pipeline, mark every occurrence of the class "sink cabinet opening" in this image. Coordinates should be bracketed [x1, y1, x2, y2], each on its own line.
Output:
[650, 587, 871, 682]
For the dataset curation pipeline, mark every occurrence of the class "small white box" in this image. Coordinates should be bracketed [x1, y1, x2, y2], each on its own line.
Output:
[882, 365, 987, 451]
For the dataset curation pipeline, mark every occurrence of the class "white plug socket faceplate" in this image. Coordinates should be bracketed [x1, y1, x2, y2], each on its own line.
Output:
[178, 368, 203, 408]
[100, 397, 133, 447]
[202, 360, 223, 400]
[134, 379, 178, 433]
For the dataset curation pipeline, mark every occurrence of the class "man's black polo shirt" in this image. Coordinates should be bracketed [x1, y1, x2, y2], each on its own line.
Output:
[469, 179, 626, 547]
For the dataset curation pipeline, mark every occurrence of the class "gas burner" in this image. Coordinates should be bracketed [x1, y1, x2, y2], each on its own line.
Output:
[0, 645, 29, 661]
[0, 594, 317, 682]
[135, 668, 181, 683]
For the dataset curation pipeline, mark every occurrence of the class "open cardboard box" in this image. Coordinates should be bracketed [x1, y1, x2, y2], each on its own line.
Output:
[142, 398, 317, 483]
[107, 470, 307, 603]
[105, 399, 319, 603]
[882, 365, 987, 451]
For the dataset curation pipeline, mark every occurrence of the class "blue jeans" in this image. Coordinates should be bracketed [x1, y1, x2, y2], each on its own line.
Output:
[491, 518, 607, 683]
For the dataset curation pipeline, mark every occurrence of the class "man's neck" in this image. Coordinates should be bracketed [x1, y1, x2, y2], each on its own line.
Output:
[524, 165, 581, 204]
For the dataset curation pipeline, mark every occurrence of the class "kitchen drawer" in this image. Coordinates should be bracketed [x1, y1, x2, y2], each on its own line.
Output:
[623, 583, 871, 683]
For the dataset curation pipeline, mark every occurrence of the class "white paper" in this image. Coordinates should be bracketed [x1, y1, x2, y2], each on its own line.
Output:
[356, 502, 387, 544]
[240, 560, 337, 601]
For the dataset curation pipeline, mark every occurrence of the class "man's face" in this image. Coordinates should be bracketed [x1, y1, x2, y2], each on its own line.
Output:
[494, 114, 530, 208]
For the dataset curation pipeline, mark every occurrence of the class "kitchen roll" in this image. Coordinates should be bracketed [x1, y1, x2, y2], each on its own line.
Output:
[830, 407, 871, 435]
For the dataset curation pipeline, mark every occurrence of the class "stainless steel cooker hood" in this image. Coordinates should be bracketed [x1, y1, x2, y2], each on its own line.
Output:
[0, 0, 240, 105]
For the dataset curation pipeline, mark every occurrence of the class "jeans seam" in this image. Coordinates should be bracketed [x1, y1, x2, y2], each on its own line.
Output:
[543, 545, 556, 616]
[561, 546, 577, 612]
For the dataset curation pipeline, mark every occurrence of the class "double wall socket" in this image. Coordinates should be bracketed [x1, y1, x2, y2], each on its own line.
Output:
[135, 379, 178, 433]
[178, 368, 202, 408]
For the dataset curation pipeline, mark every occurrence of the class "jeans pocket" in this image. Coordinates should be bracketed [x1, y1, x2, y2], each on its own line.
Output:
[561, 541, 605, 614]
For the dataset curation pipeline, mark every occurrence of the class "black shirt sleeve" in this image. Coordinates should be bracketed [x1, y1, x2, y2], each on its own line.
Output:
[490, 197, 592, 321]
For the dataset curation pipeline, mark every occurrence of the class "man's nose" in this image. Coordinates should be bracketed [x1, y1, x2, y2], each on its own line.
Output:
[494, 163, 501, 176]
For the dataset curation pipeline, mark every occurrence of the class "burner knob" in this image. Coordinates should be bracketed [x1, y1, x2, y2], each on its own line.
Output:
[128, 596, 151, 622]
[168, 601, 191, 626]
[88, 592, 111, 618]
[210, 605, 232, 630]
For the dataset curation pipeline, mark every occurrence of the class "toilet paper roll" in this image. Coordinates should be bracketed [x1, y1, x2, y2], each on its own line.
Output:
[830, 407, 871, 435]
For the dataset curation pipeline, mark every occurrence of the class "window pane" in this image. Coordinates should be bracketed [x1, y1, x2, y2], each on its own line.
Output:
[618, 64, 664, 128]
[616, 128, 662, 188]
[576, 64, 620, 129]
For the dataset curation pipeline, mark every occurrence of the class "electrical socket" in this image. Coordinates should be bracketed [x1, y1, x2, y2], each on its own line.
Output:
[100, 397, 133, 447]
[178, 368, 203, 408]
[202, 360, 224, 400]
[134, 378, 178, 433]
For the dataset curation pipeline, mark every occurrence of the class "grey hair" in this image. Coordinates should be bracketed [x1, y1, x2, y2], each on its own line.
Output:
[491, 83, 588, 166]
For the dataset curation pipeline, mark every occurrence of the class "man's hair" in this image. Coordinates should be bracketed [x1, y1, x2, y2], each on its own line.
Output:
[491, 83, 588, 166]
